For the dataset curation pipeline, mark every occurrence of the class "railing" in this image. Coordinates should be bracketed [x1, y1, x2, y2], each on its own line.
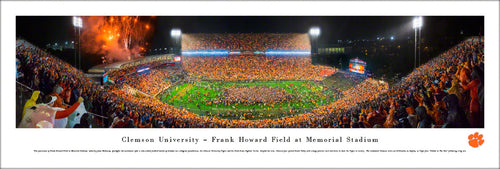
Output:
[16, 81, 39, 94]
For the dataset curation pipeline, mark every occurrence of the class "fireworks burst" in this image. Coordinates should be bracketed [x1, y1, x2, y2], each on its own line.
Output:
[81, 16, 154, 63]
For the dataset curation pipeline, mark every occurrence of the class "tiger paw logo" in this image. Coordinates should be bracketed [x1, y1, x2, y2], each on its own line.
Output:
[468, 132, 484, 148]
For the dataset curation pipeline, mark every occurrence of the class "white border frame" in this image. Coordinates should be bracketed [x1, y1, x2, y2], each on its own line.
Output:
[2, 1, 499, 168]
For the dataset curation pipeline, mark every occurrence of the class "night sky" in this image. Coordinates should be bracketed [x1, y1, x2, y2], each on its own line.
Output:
[17, 16, 484, 49]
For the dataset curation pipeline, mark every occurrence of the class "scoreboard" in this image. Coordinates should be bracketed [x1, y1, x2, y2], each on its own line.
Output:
[349, 58, 366, 74]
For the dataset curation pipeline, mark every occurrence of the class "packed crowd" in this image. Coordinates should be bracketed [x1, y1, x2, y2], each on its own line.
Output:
[119, 54, 173, 70]
[182, 33, 311, 51]
[16, 36, 484, 128]
[332, 37, 484, 128]
[183, 55, 336, 81]
[121, 69, 172, 96]
[218, 86, 295, 105]
[16, 40, 105, 127]
[322, 71, 368, 91]
[107, 59, 176, 81]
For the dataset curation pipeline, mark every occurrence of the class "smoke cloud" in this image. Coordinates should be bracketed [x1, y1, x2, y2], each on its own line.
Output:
[81, 16, 153, 63]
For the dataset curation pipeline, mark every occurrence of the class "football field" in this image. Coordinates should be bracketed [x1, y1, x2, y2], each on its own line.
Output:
[159, 80, 342, 120]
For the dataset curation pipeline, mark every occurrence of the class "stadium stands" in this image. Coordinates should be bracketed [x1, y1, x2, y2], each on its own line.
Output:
[182, 33, 310, 51]
[16, 36, 484, 128]
[183, 55, 335, 81]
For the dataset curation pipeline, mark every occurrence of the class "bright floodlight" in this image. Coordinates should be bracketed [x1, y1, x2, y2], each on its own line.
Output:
[413, 16, 423, 29]
[73, 16, 82, 28]
[309, 27, 320, 37]
[171, 29, 182, 37]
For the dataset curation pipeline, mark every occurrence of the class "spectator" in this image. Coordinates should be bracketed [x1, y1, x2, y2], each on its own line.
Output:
[22, 90, 40, 119]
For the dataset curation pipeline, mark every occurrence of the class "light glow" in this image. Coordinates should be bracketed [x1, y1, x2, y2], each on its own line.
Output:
[137, 67, 150, 73]
[309, 27, 320, 36]
[265, 50, 311, 55]
[182, 50, 229, 55]
[73, 16, 83, 28]
[413, 16, 423, 29]
[174, 56, 181, 62]
[171, 29, 182, 37]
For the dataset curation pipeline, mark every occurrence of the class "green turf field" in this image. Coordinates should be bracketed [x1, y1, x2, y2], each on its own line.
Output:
[159, 80, 342, 120]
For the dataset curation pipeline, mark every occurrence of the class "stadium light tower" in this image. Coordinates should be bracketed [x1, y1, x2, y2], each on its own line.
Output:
[73, 16, 83, 69]
[171, 28, 182, 55]
[413, 16, 423, 69]
[309, 27, 320, 55]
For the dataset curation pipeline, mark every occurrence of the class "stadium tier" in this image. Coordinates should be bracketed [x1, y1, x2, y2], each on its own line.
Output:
[182, 33, 311, 51]
[16, 36, 484, 128]
[183, 55, 335, 81]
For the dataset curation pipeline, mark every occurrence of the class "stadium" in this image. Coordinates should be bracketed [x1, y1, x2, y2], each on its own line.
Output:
[16, 16, 484, 128]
